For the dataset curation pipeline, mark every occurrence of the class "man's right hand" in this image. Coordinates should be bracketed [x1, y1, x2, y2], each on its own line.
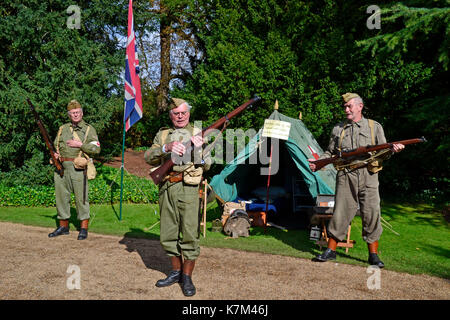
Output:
[308, 158, 317, 172]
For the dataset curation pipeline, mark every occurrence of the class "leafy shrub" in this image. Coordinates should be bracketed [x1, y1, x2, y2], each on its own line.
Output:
[0, 165, 159, 207]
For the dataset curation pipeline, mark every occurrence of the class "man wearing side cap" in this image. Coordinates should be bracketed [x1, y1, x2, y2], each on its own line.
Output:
[145, 98, 210, 297]
[48, 100, 100, 240]
[309, 93, 404, 268]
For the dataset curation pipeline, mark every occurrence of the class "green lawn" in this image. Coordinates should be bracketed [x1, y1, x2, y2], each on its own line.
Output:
[0, 201, 448, 279]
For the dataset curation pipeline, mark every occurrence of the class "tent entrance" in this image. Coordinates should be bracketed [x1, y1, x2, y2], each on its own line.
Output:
[209, 110, 336, 230]
[233, 140, 314, 230]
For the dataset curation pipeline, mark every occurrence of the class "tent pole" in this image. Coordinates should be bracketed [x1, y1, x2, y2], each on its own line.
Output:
[264, 142, 274, 233]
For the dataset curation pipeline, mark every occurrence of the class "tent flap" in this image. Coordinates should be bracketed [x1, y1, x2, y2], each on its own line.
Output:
[210, 110, 336, 203]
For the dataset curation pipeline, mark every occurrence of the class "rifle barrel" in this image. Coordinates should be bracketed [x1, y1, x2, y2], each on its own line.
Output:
[312, 137, 426, 171]
[27, 99, 64, 177]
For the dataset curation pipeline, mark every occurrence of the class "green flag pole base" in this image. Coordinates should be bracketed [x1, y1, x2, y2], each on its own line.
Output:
[119, 122, 126, 221]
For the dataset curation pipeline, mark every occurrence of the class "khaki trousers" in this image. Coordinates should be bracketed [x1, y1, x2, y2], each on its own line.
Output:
[159, 180, 200, 260]
[328, 168, 382, 243]
[54, 162, 90, 221]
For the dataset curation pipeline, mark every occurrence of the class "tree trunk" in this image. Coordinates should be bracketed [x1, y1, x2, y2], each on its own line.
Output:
[156, 6, 171, 115]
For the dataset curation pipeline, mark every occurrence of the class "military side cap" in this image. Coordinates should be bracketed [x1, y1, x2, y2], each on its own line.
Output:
[170, 98, 188, 110]
[67, 99, 81, 111]
[342, 93, 361, 103]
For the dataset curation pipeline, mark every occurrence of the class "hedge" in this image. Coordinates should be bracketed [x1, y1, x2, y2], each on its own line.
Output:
[0, 165, 159, 207]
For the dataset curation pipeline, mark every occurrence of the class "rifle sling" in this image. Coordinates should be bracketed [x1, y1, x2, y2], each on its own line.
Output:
[334, 148, 391, 171]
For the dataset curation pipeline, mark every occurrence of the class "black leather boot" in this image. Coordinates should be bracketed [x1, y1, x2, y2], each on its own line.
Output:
[77, 228, 88, 240]
[155, 270, 182, 287]
[368, 253, 385, 268]
[181, 274, 196, 297]
[48, 226, 70, 238]
[313, 248, 336, 262]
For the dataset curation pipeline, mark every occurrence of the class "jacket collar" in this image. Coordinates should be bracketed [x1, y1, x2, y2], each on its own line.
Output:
[71, 120, 86, 131]
[344, 116, 366, 128]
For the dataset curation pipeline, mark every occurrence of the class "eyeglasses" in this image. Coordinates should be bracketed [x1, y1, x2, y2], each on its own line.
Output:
[171, 111, 188, 117]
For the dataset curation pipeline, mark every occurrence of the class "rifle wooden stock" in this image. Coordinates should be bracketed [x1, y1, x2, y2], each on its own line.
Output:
[27, 98, 64, 177]
[311, 137, 426, 171]
[150, 96, 261, 185]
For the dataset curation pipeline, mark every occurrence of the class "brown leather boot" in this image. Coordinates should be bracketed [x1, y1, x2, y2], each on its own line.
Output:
[48, 219, 69, 238]
[328, 237, 338, 251]
[313, 237, 338, 262]
[77, 219, 89, 240]
[181, 260, 196, 296]
[156, 256, 183, 287]
[368, 241, 384, 268]
[368, 241, 379, 254]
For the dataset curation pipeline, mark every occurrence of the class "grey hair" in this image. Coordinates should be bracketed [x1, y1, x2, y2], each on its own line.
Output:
[67, 108, 83, 115]
[353, 97, 364, 105]
[170, 102, 192, 112]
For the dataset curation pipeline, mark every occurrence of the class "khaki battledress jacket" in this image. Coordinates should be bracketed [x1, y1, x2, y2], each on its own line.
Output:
[145, 124, 210, 260]
[319, 117, 388, 243]
[53, 120, 100, 221]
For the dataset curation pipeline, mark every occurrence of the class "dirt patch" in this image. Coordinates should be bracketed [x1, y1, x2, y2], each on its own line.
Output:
[1, 222, 449, 300]
[103, 149, 152, 179]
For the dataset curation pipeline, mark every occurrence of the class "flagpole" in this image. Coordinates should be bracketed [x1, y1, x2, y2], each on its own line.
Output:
[119, 121, 126, 221]
[120, 0, 142, 221]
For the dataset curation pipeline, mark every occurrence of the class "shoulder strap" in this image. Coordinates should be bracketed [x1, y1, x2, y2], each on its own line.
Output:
[338, 124, 347, 151]
[55, 126, 64, 154]
[160, 129, 170, 145]
[368, 119, 375, 145]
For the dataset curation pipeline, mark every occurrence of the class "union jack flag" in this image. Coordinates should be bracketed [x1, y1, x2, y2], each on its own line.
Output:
[124, 0, 142, 131]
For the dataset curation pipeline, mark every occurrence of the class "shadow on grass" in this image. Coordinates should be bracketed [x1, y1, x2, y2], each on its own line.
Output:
[382, 203, 445, 228]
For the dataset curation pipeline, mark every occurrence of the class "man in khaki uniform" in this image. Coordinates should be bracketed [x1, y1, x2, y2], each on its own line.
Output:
[309, 93, 404, 267]
[145, 98, 210, 297]
[48, 100, 100, 240]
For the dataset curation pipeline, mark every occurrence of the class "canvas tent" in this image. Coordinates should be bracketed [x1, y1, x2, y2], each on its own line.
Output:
[209, 110, 336, 225]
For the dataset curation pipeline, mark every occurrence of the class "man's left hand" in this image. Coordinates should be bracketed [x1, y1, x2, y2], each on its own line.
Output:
[191, 135, 204, 148]
[391, 143, 405, 153]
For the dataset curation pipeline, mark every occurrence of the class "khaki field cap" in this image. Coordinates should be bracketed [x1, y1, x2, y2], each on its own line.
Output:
[170, 98, 188, 110]
[342, 93, 361, 103]
[67, 99, 81, 111]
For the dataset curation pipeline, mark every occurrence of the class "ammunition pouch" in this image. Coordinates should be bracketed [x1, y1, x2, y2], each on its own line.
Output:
[86, 158, 97, 180]
[166, 171, 183, 183]
[73, 156, 96, 179]
[183, 164, 203, 185]
[73, 156, 88, 170]
[367, 160, 383, 174]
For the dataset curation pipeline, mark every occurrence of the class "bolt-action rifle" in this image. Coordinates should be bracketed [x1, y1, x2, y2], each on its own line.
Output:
[27, 98, 64, 177]
[150, 96, 261, 185]
[310, 137, 427, 171]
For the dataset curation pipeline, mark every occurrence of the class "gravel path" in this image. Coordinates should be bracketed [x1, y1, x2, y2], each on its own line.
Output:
[1, 222, 448, 300]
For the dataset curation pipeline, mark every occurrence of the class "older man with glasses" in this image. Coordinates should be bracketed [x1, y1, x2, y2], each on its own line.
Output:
[48, 99, 100, 240]
[145, 97, 210, 297]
